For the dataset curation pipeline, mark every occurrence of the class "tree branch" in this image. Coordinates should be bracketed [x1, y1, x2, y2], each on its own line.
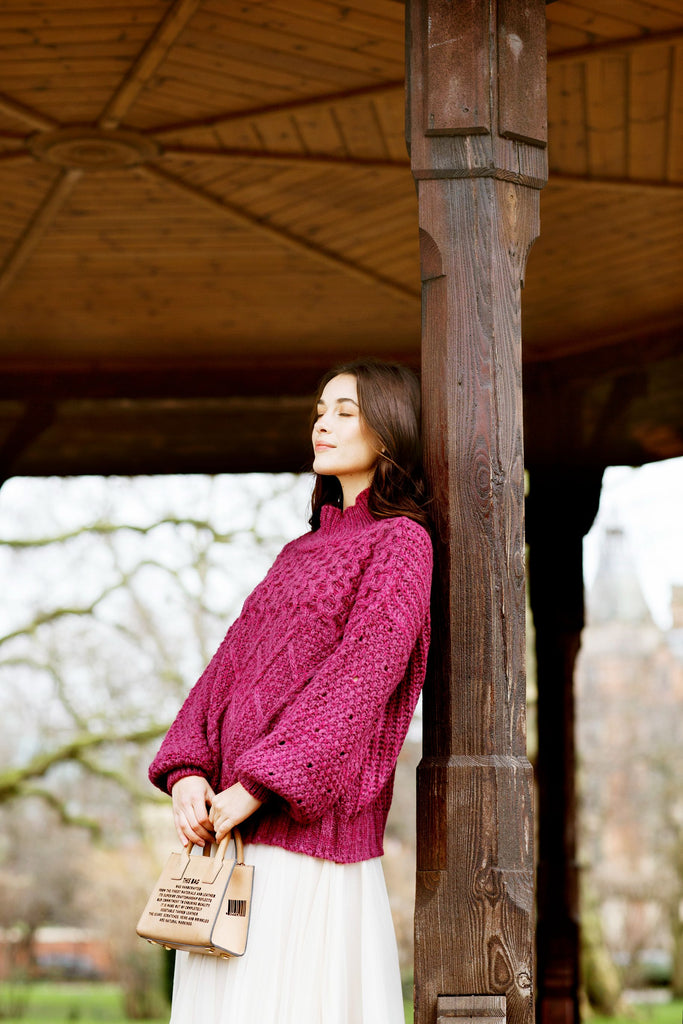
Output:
[0, 724, 169, 803]
[0, 517, 251, 549]
[77, 754, 168, 805]
[21, 786, 103, 837]
[0, 558, 198, 648]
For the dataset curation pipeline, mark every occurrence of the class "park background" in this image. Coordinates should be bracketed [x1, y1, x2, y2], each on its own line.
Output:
[1, 457, 682, 1022]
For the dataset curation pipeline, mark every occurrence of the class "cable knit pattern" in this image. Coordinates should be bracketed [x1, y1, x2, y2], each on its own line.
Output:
[149, 490, 432, 864]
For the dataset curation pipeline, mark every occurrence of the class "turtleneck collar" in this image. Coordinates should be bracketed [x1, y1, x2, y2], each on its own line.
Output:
[319, 488, 374, 532]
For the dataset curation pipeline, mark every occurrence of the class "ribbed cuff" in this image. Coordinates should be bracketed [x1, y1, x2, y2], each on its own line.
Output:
[238, 775, 271, 804]
[166, 767, 209, 794]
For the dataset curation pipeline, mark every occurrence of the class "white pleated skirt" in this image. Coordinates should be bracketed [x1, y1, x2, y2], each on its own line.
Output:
[169, 842, 405, 1024]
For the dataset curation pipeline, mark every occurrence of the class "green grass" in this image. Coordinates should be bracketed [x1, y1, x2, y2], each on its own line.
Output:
[0, 983, 407, 1023]
[5, 982, 677, 1024]
[0, 982, 167, 1024]
[590, 999, 683, 1024]
[0, 982, 411, 1022]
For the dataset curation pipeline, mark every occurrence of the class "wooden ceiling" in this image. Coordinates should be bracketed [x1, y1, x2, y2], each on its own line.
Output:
[0, 0, 681, 477]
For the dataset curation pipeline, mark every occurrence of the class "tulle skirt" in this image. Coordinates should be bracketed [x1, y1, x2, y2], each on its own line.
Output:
[169, 842, 405, 1024]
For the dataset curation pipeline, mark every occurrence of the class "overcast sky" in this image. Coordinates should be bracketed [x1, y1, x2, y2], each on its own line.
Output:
[1, 456, 681, 633]
[583, 456, 683, 629]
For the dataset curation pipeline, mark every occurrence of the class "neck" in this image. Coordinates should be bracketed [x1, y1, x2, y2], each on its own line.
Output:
[339, 474, 373, 510]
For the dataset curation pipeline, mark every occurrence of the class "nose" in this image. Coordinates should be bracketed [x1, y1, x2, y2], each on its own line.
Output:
[315, 410, 331, 433]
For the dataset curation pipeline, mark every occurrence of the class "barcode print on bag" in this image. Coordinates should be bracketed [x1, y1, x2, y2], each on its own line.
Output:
[225, 899, 247, 917]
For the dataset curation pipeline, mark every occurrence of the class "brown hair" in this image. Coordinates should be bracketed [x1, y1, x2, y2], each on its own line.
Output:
[309, 358, 430, 531]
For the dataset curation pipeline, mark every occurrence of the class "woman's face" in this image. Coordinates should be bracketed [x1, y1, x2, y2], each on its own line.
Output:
[312, 374, 379, 487]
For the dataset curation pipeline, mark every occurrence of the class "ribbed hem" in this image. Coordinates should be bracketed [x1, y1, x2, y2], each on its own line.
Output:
[237, 803, 386, 865]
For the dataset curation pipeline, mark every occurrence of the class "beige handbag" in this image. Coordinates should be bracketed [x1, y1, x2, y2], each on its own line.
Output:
[136, 829, 253, 958]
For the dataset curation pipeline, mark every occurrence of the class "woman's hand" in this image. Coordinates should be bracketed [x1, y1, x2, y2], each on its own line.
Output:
[209, 783, 263, 842]
[171, 775, 216, 848]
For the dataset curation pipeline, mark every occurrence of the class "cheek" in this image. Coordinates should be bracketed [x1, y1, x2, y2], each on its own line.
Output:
[355, 435, 378, 470]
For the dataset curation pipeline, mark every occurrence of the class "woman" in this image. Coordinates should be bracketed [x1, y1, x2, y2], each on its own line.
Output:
[149, 358, 433, 1024]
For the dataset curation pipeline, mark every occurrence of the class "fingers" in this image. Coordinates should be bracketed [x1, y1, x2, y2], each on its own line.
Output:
[174, 814, 214, 848]
[170, 779, 262, 847]
[208, 783, 263, 841]
[171, 776, 216, 847]
[208, 804, 231, 843]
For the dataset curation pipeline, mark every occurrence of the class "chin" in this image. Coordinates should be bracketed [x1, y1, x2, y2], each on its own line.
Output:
[313, 455, 336, 475]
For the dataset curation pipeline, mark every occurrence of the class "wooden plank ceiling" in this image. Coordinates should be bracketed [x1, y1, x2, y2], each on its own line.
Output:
[0, 0, 681, 476]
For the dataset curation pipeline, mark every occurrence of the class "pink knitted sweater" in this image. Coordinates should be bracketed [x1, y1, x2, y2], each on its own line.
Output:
[149, 490, 432, 863]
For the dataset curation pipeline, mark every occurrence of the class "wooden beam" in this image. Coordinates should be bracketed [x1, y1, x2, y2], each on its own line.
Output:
[408, 2, 547, 1022]
[523, 324, 683, 467]
[0, 169, 82, 299]
[0, 396, 314, 478]
[0, 361, 335, 400]
[548, 27, 683, 64]
[0, 402, 56, 486]
[98, 0, 203, 130]
[160, 146, 409, 169]
[549, 171, 683, 191]
[0, 91, 59, 132]
[150, 81, 404, 139]
[159, 158, 681, 194]
[0, 149, 33, 165]
[527, 468, 604, 1024]
[137, 163, 420, 304]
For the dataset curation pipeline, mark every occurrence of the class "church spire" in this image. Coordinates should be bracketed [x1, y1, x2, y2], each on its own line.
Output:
[587, 526, 653, 625]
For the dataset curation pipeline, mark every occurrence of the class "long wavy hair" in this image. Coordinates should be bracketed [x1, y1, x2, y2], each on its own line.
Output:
[309, 358, 430, 531]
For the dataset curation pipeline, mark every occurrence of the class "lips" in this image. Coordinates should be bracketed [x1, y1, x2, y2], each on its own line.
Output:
[314, 442, 335, 452]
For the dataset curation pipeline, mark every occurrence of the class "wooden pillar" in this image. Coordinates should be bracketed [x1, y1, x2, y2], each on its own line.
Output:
[406, 4, 548, 1024]
[526, 468, 603, 1024]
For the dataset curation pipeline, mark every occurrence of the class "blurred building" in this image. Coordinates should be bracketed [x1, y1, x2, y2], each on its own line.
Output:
[0, 926, 113, 981]
[576, 526, 683, 977]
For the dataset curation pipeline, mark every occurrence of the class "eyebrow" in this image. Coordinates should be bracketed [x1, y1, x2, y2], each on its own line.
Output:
[316, 397, 359, 407]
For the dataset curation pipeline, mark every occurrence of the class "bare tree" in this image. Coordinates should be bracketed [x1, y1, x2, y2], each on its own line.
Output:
[0, 474, 308, 830]
[0, 473, 309, 1002]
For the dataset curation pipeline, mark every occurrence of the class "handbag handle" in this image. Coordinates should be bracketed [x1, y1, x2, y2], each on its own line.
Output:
[233, 827, 245, 865]
[197, 827, 244, 865]
[171, 832, 236, 883]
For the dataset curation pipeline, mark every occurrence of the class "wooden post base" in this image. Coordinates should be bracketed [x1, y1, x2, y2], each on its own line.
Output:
[415, 759, 534, 1024]
[437, 995, 507, 1024]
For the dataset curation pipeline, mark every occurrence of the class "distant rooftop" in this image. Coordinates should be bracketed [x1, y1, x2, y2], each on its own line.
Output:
[587, 526, 654, 626]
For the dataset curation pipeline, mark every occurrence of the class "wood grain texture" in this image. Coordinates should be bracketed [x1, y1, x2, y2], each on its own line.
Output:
[498, 0, 548, 145]
[409, 3, 548, 1019]
[98, 0, 203, 129]
[415, 757, 534, 1023]
[585, 54, 628, 177]
[437, 995, 506, 1023]
[408, 0, 547, 183]
[0, 91, 58, 131]
[424, 0, 490, 136]
[0, 0, 681, 486]
[0, 167, 81, 297]
[138, 161, 419, 301]
[669, 41, 683, 180]
[628, 43, 673, 180]
[419, 176, 536, 759]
